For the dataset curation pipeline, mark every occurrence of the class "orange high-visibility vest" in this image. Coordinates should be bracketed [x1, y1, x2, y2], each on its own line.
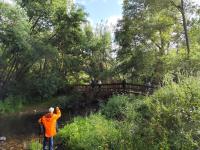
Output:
[38, 108, 61, 137]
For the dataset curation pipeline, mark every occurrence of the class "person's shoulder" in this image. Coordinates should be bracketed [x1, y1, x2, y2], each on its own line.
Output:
[43, 113, 53, 118]
[52, 113, 60, 119]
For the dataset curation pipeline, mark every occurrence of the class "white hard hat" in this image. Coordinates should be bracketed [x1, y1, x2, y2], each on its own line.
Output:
[49, 107, 54, 113]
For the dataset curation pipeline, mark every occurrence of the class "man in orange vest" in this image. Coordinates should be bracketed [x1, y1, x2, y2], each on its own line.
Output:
[38, 107, 61, 150]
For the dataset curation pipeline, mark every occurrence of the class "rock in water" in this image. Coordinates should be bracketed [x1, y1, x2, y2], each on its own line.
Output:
[0, 136, 6, 141]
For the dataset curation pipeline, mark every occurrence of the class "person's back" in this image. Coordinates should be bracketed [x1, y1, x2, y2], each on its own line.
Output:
[39, 107, 61, 150]
[41, 112, 60, 137]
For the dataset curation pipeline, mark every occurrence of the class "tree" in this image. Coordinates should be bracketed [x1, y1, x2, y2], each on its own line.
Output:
[115, 0, 199, 84]
[0, 0, 113, 99]
[0, 3, 32, 97]
[166, 0, 191, 57]
[81, 23, 113, 82]
[115, 0, 178, 84]
[0, 1, 86, 98]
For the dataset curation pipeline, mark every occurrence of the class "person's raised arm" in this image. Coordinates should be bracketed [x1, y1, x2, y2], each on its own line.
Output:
[54, 107, 61, 120]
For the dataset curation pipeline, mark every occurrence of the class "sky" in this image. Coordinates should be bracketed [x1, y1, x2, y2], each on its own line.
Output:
[1, 0, 123, 28]
[75, 0, 200, 27]
[75, 0, 123, 27]
[2, 0, 200, 30]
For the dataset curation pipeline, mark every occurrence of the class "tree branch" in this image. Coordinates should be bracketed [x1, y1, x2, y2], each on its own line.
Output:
[170, 0, 182, 12]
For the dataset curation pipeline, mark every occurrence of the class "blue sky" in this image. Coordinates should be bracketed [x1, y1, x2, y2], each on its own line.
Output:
[3, 0, 200, 28]
[74, 0, 200, 28]
[75, 0, 123, 26]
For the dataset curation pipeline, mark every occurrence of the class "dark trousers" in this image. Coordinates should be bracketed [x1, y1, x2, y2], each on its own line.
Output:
[43, 136, 53, 150]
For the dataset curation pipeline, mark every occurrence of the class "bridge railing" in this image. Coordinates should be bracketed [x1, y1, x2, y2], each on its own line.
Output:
[73, 83, 155, 94]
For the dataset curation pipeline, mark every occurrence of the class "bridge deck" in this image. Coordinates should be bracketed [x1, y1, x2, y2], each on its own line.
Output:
[73, 83, 154, 95]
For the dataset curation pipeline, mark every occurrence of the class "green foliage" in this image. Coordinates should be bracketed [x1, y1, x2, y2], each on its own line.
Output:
[56, 114, 122, 150]
[115, 0, 199, 84]
[163, 49, 200, 75]
[28, 140, 42, 150]
[97, 76, 200, 149]
[28, 72, 62, 99]
[101, 95, 130, 120]
[101, 94, 145, 120]
[0, 96, 25, 114]
[52, 93, 84, 109]
[101, 95, 146, 149]
[81, 23, 113, 81]
[131, 76, 200, 149]
[0, 2, 31, 48]
[0, 1, 113, 99]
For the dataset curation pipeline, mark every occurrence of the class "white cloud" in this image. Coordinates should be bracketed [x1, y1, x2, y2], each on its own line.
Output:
[75, 0, 88, 5]
[117, 0, 123, 5]
[191, 0, 200, 5]
[0, 0, 14, 4]
[87, 15, 121, 30]
[75, 0, 108, 5]
[74, 0, 86, 5]
[106, 15, 122, 33]
[87, 17, 95, 27]
[105, 15, 122, 50]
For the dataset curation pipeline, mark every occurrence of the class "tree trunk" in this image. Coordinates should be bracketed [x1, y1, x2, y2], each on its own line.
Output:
[181, 0, 190, 58]
[170, 0, 190, 58]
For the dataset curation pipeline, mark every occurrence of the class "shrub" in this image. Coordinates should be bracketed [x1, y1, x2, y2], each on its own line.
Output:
[101, 95, 130, 120]
[100, 77, 200, 149]
[28, 140, 42, 150]
[0, 95, 26, 114]
[132, 76, 200, 149]
[52, 93, 84, 110]
[56, 114, 122, 150]
[101, 95, 145, 121]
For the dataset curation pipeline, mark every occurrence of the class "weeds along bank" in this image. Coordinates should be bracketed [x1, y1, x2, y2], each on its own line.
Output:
[55, 76, 200, 150]
[0, 96, 26, 114]
[0, 92, 85, 115]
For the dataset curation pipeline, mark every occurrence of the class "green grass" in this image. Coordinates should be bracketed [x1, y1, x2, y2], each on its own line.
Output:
[0, 93, 82, 115]
[28, 140, 42, 150]
[0, 96, 25, 114]
[56, 114, 123, 150]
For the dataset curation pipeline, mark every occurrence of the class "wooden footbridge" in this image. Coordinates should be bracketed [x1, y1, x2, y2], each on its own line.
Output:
[72, 83, 154, 98]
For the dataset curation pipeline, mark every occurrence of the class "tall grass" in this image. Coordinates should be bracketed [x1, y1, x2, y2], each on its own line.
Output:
[0, 96, 26, 114]
[56, 114, 123, 150]
[28, 140, 42, 150]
